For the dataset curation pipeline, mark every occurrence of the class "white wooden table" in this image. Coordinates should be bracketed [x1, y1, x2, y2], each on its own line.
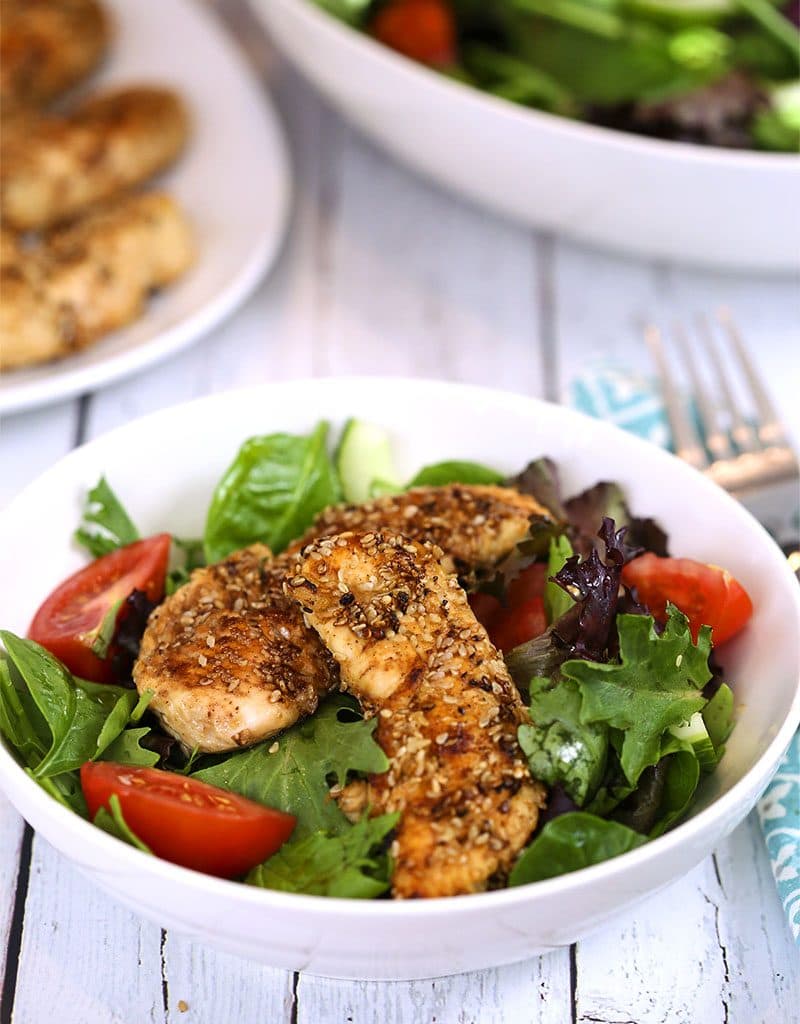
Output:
[1, 6, 798, 1021]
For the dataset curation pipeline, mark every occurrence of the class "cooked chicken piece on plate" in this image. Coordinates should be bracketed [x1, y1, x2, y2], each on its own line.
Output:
[1, 86, 189, 231]
[0, 0, 109, 116]
[289, 531, 545, 898]
[0, 190, 194, 371]
[134, 546, 337, 755]
[291, 483, 552, 580]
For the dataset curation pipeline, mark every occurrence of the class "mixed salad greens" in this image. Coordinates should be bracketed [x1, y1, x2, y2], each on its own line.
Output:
[0, 419, 749, 898]
[315, 0, 800, 151]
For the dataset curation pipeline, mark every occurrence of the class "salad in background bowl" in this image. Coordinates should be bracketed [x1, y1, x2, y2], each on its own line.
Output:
[317, 0, 800, 152]
[0, 379, 797, 979]
[255, 0, 800, 269]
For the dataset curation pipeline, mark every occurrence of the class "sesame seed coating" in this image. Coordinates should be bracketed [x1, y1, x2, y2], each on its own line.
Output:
[289, 484, 552, 585]
[289, 531, 546, 899]
[134, 545, 338, 753]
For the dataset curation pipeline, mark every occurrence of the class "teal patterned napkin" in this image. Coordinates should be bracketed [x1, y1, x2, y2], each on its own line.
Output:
[569, 362, 800, 946]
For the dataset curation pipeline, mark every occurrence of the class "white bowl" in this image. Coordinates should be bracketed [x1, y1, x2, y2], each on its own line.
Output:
[255, 0, 800, 271]
[1, 378, 798, 980]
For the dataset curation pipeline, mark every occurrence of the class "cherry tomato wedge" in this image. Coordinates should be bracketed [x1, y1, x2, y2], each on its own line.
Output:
[28, 534, 171, 682]
[489, 596, 548, 653]
[371, 0, 456, 66]
[621, 554, 753, 646]
[506, 563, 548, 608]
[469, 565, 549, 652]
[81, 762, 296, 878]
[468, 591, 502, 632]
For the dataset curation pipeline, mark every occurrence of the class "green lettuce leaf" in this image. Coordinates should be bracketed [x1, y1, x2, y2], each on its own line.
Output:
[544, 534, 574, 624]
[193, 694, 389, 837]
[510, 812, 647, 886]
[204, 422, 341, 562]
[100, 726, 160, 768]
[518, 676, 608, 807]
[74, 476, 139, 558]
[247, 812, 399, 898]
[406, 461, 504, 488]
[562, 606, 711, 787]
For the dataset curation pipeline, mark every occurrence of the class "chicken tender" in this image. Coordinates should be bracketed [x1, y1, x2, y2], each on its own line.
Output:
[288, 532, 545, 898]
[1, 86, 189, 230]
[291, 484, 552, 582]
[0, 191, 193, 370]
[0, 0, 109, 115]
[134, 546, 338, 754]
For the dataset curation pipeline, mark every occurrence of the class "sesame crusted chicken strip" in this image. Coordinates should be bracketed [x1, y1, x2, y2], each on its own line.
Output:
[0, 0, 109, 117]
[288, 532, 546, 899]
[0, 191, 193, 371]
[289, 485, 552, 585]
[1, 86, 189, 231]
[133, 545, 337, 754]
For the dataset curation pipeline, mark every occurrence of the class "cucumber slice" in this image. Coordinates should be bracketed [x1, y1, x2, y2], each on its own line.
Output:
[335, 420, 401, 504]
[669, 712, 718, 771]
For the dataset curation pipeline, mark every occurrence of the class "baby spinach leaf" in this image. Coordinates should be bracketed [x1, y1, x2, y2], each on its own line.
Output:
[204, 422, 341, 562]
[519, 676, 608, 807]
[0, 633, 142, 778]
[562, 606, 711, 787]
[193, 694, 389, 838]
[31, 769, 88, 817]
[74, 476, 139, 558]
[407, 461, 505, 488]
[647, 745, 700, 838]
[510, 812, 648, 885]
[93, 794, 152, 853]
[0, 658, 49, 768]
[247, 812, 399, 898]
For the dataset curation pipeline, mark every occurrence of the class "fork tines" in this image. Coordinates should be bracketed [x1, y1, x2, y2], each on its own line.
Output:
[644, 312, 799, 538]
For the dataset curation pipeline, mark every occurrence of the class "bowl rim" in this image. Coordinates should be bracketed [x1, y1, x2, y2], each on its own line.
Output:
[1, 376, 799, 919]
[266, 0, 800, 171]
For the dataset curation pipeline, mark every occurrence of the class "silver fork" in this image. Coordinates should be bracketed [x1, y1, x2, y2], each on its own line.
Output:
[644, 311, 800, 562]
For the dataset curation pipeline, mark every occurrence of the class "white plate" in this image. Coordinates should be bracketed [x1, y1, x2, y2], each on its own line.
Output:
[0, 0, 291, 416]
[1, 378, 798, 980]
[256, 0, 799, 271]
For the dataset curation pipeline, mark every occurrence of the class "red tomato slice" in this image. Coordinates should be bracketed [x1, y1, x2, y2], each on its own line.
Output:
[490, 596, 547, 653]
[28, 534, 171, 682]
[371, 0, 456, 66]
[621, 553, 753, 646]
[81, 762, 296, 878]
[506, 563, 548, 608]
[468, 591, 502, 632]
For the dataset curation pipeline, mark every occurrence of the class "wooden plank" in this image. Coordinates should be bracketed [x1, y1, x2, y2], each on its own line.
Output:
[0, 401, 79, 508]
[0, 797, 26, 1011]
[160, 931, 294, 1024]
[575, 856, 729, 1024]
[574, 817, 800, 1023]
[313, 120, 545, 396]
[10, 836, 164, 1024]
[297, 953, 571, 1024]
[713, 814, 800, 1021]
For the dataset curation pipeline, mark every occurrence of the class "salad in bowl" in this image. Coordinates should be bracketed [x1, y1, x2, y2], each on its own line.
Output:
[0, 380, 796, 978]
